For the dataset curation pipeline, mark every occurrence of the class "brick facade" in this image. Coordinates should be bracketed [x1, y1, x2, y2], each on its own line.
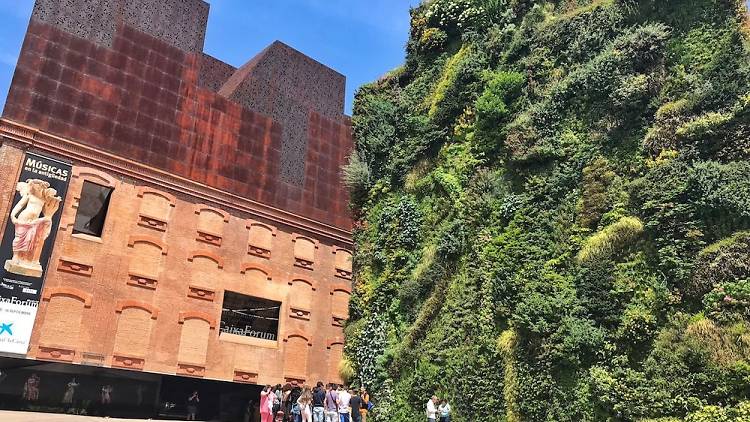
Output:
[0, 0, 352, 387]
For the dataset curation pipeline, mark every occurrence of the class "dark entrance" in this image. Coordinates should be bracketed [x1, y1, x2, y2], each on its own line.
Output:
[0, 355, 263, 420]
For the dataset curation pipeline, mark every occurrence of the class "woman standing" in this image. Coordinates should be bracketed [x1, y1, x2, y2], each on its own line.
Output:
[62, 378, 79, 411]
[297, 386, 313, 422]
[359, 387, 370, 422]
[260, 385, 275, 422]
[22, 374, 40, 402]
[438, 399, 451, 422]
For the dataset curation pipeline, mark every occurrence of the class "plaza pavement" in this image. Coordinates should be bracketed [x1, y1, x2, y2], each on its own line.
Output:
[0, 411, 204, 421]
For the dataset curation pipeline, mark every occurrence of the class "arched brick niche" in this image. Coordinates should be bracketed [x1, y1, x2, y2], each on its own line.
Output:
[38, 287, 93, 362]
[292, 234, 318, 270]
[194, 204, 229, 246]
[127, 235, 168, 290]
[187, 250, 224, 291]
[288, 277, 317, 315]
[246, 220, 276, 259]
[326, 337, 344, 383]
[330, 283, 351, 324]
[332, 248, 353, 280]
[177, 311, 215, 377]
[283, 331, 312, 382]
[112, 300, 158, 370]
[136, 187, 176, 232]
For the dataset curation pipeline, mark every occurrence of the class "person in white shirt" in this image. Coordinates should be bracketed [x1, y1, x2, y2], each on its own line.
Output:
[438, 399, 451, 422]
[337, 386, 352, 422]
[426, 395, 438, 422]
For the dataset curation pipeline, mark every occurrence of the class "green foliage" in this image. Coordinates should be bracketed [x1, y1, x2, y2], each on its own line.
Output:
[577, 216, 644, 263]
[342, 151, 372, 209]
[344, 0, 750, 421]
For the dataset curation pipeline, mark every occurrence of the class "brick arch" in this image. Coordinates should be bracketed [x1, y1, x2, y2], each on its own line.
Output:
[289, 277, 318, 291]
[42, 286, 92, 308]
[187, 250, 224, 269]
[194, 204, 230, 222]
[329, 283, 352, 296]
[72, 167, 116, 187]
[284, 330, 313, 346]
[127, 235, 168, 255]
[326, 337, 344, 349]
[115, 300, 159, 319]
[245, 220, 277, 236]
[179, 311, 216, 329]
[240, 263, 273, 280]
[137, 186, 176, 206]
[292, 233, 319, 248]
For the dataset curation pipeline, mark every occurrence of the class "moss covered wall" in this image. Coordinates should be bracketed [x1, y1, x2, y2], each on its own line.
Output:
[344, 1, 750, 421]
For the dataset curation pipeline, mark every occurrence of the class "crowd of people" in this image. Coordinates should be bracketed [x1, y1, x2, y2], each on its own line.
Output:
[260, 382, 370, 422]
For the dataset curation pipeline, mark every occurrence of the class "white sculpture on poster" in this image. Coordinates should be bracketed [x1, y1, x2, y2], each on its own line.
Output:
[4, 179, 61, 277]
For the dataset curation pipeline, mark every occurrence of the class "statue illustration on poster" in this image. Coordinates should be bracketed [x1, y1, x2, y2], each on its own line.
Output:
[3, 179, 62, 277]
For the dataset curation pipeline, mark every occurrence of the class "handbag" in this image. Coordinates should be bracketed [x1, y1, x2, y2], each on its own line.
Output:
[367, 401, 374, 411]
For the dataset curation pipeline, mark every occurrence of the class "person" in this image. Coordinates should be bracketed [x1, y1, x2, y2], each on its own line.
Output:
[273, 384, 283, 415]
[426, 395, 438, 422]
[337, 385, 351, 422]
[349, 388, 362, 422]
[438, 399, 451, 422]
[62, 378, 79, 411]
[186, 390, 200, 421]
[358, 387, 370, 422]
[324, 384, 338, 422]
[282, 383, 293, 420]
[261, 385, 275, 422]
[100, 385, 113, 416]
[288, 382, 303, 422]
[297, 386, 313, 422]
[312, 382, 325, 422]
[23, 374, 40, 402]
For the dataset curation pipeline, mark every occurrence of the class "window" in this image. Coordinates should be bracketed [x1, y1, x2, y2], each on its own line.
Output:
[73, 181, 113, 237]
[220, 292, 280, 341]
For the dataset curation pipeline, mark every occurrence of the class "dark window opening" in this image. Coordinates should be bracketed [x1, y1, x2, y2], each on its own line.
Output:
[72, 181, 113, 237]
[220, 292, 280, 341]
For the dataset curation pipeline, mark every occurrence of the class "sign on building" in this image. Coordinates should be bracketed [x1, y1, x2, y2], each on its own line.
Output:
[0, 152, 71, 355]
[220, 291, 281, 341]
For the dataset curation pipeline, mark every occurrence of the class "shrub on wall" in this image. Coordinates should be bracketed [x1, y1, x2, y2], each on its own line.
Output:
[343, 0, 750, 420]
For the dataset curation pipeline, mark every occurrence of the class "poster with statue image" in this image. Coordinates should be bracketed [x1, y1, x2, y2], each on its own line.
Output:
[0, 152, 70, 355]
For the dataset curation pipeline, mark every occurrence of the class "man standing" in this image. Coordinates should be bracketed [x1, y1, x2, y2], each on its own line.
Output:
[426, 395, 438, 422]
[349, 388, 362, 422]
[337, 385, 352, 422]
[186, 390, 200, 421]
[324, 384, 338, 422]
[312, 382, 326, 422]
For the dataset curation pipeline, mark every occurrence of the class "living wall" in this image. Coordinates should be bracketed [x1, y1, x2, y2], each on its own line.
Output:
[343, 0, 750, 421]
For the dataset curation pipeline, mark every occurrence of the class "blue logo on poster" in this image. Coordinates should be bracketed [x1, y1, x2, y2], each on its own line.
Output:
[0, 323, 13, 336]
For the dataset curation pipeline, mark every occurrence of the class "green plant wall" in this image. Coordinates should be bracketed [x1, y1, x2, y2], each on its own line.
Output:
[343, 1, 750, 421]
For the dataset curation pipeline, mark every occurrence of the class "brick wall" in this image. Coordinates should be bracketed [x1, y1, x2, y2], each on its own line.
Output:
[2, 143, 353, 384]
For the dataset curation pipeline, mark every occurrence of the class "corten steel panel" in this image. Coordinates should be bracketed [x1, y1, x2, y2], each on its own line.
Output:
[3, 0, 353, 231]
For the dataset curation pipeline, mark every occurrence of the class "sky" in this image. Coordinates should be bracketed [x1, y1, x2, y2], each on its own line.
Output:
[0, 0, 420, 115]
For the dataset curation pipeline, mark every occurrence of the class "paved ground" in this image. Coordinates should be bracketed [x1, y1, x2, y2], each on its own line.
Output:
[0, 411, 200, 421]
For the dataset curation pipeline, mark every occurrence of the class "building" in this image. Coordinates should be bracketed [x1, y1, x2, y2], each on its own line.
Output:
[0, 0, 353, 418]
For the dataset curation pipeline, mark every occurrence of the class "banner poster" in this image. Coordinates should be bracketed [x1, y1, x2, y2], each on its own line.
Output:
[0, 152, 71, 355]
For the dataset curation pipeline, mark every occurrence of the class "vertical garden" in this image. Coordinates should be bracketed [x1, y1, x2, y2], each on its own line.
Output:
[342, 0, 750, 421]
